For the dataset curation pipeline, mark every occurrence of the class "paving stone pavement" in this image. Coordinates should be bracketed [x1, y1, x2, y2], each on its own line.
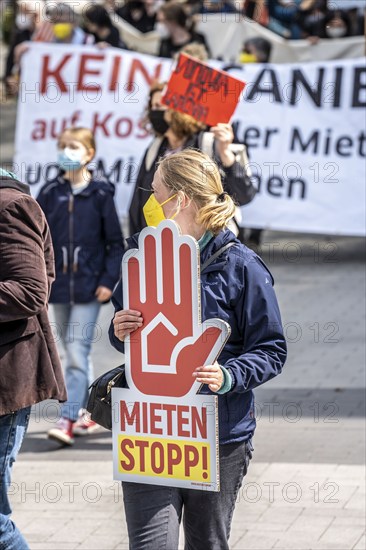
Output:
[1, 99, 365, 549]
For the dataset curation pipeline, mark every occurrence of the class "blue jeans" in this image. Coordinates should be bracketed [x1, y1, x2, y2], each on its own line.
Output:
[53, 302, 101, 421]
[0, 407, 31, 550]
[122, 440, 253, 550]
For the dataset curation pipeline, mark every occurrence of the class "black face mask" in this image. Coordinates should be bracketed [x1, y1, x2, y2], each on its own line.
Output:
[149, 109, 169, 135]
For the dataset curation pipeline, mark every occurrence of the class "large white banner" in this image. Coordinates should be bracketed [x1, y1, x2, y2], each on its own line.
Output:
[14, 44, 365, 236]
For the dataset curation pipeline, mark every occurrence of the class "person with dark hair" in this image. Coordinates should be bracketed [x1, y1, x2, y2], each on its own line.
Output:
[116, 0, 157, 34]
[295, 0, 328, 38]
[240, 36, 272, 63]
[318, 9, 353, 38]
[84, 5, 127, 48]
[157, 1, 210, 59]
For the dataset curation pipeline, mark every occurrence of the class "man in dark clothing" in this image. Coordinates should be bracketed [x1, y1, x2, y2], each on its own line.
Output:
[0, 168, 67, 549]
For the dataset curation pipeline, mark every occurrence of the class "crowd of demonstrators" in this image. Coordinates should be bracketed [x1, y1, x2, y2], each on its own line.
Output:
[4, 0, 364, 91]
[0, 168, 67, 550]
[36, 127, 124, 446]
[265, 0, 365, 40]
[112, 0, 365, 40]
[110, 149, 287, 550]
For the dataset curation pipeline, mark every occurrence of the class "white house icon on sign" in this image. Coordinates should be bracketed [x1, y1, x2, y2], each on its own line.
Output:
[141, 313, 179, 374]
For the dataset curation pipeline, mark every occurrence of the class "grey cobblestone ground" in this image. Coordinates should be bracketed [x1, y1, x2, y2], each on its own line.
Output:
[1, 98, 365, 549]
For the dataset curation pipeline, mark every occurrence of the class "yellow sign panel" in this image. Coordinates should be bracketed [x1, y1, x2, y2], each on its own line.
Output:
[118, 435, 211, 483]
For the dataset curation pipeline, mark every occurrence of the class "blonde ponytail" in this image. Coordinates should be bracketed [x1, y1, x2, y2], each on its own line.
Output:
[196, 192, 236, 234]
[158, 149, 236, 234]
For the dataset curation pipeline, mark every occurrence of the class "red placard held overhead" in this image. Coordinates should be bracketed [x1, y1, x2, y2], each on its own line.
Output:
[161, 53, 246, 127]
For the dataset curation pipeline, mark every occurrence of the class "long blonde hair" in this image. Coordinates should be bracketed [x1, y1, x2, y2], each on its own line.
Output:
[157, 149, 236, 234]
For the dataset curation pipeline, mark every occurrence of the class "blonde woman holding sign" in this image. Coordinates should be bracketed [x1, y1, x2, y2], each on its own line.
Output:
[110, 149, 287, 550]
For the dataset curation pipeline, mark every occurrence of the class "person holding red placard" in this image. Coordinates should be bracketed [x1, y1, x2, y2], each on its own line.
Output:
[110, 149, 287, 550]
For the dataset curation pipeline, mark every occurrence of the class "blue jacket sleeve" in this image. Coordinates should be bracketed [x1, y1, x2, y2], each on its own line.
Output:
[36, 185, 48, 214]
[99, 191, 125, 291]
[224, 256, 287, 393]
[109, 278, 125, 354]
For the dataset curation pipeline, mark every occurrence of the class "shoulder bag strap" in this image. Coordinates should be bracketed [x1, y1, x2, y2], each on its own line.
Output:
[201, 242, 236, 273]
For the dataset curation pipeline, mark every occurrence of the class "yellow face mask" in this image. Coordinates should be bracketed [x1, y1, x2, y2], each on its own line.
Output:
[240, 53, 258, 64]
[53, 23, 73, 40]
[143, 193, 178, 227]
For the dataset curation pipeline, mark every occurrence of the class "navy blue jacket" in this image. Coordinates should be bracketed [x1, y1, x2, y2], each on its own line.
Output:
[37, 174, 124, 304]
[109, 229, 287, 444]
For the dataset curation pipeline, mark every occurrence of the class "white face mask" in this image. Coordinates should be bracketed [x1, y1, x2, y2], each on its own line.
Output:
[64, 147, 86, 163]
[326, 26, 347, 38]
[16, 14, 33, 30]
[156, 22, 170, 39]
[57, 147, 86, 171]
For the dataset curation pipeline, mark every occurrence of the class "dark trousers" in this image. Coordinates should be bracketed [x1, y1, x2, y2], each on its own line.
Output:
[122, 440, 253, 550]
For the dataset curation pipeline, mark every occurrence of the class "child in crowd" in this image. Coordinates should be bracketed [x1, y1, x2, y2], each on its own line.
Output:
[37, 127, 124, 446]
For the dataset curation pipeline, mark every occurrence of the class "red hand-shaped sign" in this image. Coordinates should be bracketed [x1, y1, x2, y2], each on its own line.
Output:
[123, 220, 230, 397]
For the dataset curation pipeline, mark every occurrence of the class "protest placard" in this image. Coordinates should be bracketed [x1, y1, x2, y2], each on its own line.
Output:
[112, 220, 230, 490]
[161, 53, 246, 127]
[15, 45, 366, 235]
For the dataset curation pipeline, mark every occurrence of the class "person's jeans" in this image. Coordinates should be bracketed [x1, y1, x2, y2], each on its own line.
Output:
[0, 407, 31, 550]
[53, 302, 101, 421]
[122, 440, 253, 550]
